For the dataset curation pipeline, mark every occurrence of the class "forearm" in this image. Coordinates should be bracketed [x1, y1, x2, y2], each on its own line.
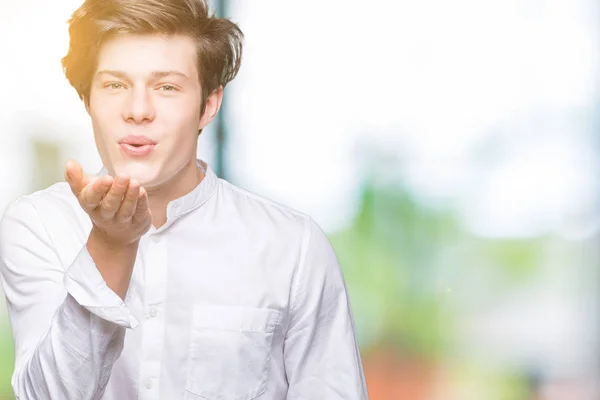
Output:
[87, 226, 138, 300]
[13, 294, 125, 400]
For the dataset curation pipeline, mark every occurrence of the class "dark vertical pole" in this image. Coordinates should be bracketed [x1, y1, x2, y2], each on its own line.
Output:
[215, 0, 228, 180]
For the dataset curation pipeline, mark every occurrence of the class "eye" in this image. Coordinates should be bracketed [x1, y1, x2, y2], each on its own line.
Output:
[159, 85, 178, 92]
[105, 82, 125, 90]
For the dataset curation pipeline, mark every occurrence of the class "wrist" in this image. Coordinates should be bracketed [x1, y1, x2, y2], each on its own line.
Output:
[87, 226, 139, 300]
[89, 226, 140, 252]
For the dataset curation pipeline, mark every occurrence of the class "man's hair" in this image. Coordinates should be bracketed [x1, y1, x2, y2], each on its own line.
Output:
[62, 0, 243, 115]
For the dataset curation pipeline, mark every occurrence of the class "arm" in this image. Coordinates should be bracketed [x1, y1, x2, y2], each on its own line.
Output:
[0, 161, 151, 399]
[0, 198, 137, 399]
[284, 217, 369, 399]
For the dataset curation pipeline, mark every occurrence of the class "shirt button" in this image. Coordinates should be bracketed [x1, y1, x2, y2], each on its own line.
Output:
[151, 235, 161, 243]
[149, 307, 158, 318]
[145, 378, 153, 389]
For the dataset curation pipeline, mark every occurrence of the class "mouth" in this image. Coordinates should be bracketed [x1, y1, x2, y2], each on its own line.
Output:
[119, 135, 157, 157]
[118, 135, 157, 146]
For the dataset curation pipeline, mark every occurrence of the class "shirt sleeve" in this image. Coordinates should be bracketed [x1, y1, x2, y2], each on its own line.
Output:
[0, 196, 138, 400]
[284, 216, 369, 399]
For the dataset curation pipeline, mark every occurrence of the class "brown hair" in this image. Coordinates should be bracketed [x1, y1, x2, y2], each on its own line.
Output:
[62, 0, 243, 116]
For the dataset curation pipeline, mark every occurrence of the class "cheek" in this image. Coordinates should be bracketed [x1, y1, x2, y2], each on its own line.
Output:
[164, 103, 202, 132]
[90, 92, 122, 117]
[91, 116, 112, 143]
[90, 101, 121, 134]
[90, 113, 119, 151]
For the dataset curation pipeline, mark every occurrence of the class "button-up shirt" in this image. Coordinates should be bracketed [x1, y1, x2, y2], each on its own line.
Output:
[0, 160, 368, 399]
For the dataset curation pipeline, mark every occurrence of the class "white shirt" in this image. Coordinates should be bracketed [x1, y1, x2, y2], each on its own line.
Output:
[0, 160, 368, 400]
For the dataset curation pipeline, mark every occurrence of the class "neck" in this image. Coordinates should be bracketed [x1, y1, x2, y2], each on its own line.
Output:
[146, 160, 204, 228]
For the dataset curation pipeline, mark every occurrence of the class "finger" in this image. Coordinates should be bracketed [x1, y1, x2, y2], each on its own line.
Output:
[65, 160, 91, 196]
[80, 175, 113, 209]
[115, 179, 140, 222]
[133, 187, 150, 222]
[98, 175, 130, 219]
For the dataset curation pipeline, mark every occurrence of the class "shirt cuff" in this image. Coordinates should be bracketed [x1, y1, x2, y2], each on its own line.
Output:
[63, 245, 140, 329]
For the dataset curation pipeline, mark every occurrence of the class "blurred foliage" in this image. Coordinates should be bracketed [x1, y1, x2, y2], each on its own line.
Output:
[330, 180, 459, 358]
[435, 360, 534, 399]
[0, 327, 13, 399]
[30, 139, 63, 194]
[475, 239, 546, 282]
[330, 176, 545, 362]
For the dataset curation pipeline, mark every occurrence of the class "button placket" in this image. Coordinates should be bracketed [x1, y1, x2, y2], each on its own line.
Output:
[137, 236, 168, 399]
[151, 234, 161, 244]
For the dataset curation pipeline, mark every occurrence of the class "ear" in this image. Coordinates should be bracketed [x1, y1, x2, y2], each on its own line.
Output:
[198, 86, 224, 131]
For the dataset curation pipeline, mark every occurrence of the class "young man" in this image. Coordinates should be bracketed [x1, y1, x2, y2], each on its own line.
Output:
[0, 0, 368, 399]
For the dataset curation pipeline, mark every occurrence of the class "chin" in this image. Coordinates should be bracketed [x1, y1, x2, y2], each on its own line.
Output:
[112, 161, 162, 187]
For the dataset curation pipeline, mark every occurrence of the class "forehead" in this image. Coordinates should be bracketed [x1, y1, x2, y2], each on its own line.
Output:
[95, 33, 198, 79]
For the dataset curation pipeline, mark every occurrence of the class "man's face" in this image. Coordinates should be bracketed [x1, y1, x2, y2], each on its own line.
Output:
[88, 33, 210, 188]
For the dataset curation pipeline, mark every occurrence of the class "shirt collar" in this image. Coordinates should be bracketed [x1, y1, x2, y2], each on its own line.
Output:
[97, 159, 219, 220]
[166, 159, 218, 219]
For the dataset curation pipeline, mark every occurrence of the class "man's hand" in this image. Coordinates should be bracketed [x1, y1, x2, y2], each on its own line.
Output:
[64, 160, 152, 299]
[65, 160, 152, 246]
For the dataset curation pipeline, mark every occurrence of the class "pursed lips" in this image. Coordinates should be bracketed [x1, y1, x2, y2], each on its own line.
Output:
[119, 135, 157, 157]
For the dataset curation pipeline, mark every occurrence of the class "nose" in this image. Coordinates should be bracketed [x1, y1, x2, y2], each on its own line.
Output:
[122, 86, 155, 124]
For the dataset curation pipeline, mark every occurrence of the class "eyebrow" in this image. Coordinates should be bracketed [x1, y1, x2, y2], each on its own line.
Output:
[95, 70, 189, 81]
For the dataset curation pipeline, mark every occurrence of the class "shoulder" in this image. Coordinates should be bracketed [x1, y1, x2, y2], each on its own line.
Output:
[218, 179, 313, 229]
[1, 182, 86, 236]
[214, 179, 333, 253]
